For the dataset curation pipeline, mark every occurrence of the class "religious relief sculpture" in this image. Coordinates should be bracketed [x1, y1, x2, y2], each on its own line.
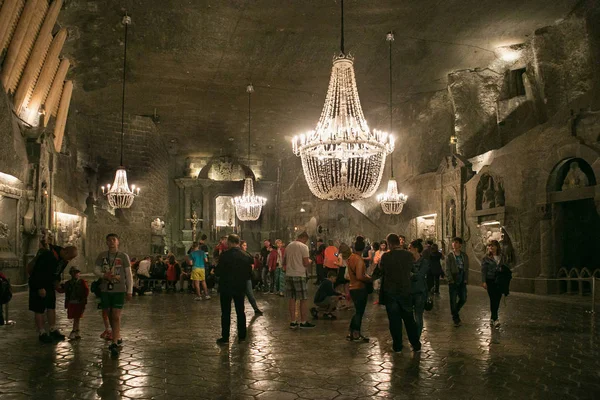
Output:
[481, 177, 496, 209]
[445, 199, 457, 238]
[151, 217, 166, 254]
[494, 182, 505, 207]
[0, 221, 12, 253]
[151, 217, 166, 236]
[186, 211, 202, 242]
[561, 161, 589, 191]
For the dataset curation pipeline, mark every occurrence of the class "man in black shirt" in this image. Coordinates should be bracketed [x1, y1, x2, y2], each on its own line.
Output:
[215, 234, 252, 344]
[29, 245, 78, 343]
[380, 234, 421, 353]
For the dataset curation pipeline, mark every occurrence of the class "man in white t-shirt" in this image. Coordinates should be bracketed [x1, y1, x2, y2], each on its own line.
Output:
[284, 232, 315, 329]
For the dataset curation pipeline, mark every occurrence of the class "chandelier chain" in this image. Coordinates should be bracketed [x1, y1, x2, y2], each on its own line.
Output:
[120, 13, 130, 167]
[340, 0, 345, 54]
[389, 31, 393, 178]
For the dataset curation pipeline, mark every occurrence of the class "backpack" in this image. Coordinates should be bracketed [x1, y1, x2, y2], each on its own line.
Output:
[0, 276, 12, 305]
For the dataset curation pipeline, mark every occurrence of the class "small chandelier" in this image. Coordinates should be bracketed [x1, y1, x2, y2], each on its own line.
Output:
[234, 84, 267, 221]
[377, 32, 407, 214]
[291, 0, 394, 201]
[101, 14, 139, 209]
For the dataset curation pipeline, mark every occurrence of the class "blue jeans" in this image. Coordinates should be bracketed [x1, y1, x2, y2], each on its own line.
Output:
[411, 292, 426, 339]
[449, 283, 467, 321]
[384, 292, 421, 352]
[245, 280, 259, 312]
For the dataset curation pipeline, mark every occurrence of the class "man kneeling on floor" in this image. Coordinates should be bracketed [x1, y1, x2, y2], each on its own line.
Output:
[311, 270, 344, 320]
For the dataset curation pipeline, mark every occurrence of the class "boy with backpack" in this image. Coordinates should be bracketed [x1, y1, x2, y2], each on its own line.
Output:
[0, 271, 12, 325]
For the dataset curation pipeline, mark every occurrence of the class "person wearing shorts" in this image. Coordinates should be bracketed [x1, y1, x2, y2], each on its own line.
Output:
[94, 233, 133, 356]
[283, 232, 315, 329]
[29, 245, 78, 343]
[188, 243, 209, 300]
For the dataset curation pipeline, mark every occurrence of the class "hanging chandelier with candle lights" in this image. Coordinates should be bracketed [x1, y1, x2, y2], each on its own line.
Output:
[377, 31, 407, 214]
[291, 0, 394, 201]
[101, 14, 139, 209]
[234, 84, 267, 221]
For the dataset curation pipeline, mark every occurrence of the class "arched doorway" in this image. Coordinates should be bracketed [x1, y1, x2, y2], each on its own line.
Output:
[541, 157, 600, 294]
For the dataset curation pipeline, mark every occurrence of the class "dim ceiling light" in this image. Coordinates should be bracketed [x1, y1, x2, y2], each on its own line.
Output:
[291, 0, 393, 201]
[496, 47, 522, 62]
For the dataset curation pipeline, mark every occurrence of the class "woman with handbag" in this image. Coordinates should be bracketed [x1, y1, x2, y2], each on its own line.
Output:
[346, 239, 372, 342]
[481, 240, 507, 328]
[408, 240, 430, 340]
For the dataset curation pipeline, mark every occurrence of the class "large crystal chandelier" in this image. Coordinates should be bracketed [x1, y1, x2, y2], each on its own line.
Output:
[377, 32, 407, 214]
[101, 14, 139, 209]
[234, 84, 267, 221]
[291, 0, 394, 201]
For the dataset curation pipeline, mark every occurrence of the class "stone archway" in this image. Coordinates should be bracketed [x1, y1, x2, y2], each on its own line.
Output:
[535, 143, 600, 294]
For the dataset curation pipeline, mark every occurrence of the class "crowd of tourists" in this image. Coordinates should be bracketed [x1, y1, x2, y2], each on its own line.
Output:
[17, 229, 512, 356]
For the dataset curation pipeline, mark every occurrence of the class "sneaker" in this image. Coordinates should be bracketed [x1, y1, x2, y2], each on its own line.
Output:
[299, 322, 316, 329]
[413, 347, 422, 353]
[100, 330, 110, 339]
[493, 319, 500, 328]
[254, 310, 264, 316]
[489, 319, 494, 326]
[393, 346, 403, 353]
[453, 320, 461, 327]
[323, 313, 337, 320]
[39, 333, 53, 344]
[117, 339, 123, 347]
[49, 329, 66, 341]
[194, 297, 203, 301]
[216, 337, 229, 345]
[238, 337, 247, 343]
[289, 322, 299, 329]
[204, 295, 211, 300]
[75, 331, 82, 339]
[310, 307, 319, 320]
[109, 343, 120, 356]
[68, 331, 78, 340]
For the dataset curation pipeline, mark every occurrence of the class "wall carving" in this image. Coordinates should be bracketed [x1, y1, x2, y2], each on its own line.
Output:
[476, 174, 505, 210]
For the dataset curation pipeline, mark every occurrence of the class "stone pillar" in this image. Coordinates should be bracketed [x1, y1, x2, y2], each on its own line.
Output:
[536, 203, 557, 294]
[183, 186, 191, 229]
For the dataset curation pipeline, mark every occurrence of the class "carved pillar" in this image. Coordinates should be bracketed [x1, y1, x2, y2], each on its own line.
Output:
[535, 203, 558, 295]
[538, 204, 553, 278]
[178, 185, 184, 232]
[183, 186, 191, 229]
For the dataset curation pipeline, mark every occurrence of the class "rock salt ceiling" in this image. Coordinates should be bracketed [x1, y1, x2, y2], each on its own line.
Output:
[60, 0, 578, 157]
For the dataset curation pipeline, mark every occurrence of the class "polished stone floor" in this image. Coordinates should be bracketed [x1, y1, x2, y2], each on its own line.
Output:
[0, 283, 599, 400]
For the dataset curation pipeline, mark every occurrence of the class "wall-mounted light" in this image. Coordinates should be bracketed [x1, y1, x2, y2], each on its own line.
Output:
[496, 46, 522, 63]
[480, 221, 501, 227]
[300, 208, 306, 213]
[450, 135, 458, 145]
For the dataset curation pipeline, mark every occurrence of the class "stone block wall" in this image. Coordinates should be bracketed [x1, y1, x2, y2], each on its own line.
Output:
[73, 113, 170, 266]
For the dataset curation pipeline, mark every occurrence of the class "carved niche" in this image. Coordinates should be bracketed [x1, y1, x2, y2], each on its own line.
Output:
[560, 161, 591, 191]
[476, 174, 505, 210]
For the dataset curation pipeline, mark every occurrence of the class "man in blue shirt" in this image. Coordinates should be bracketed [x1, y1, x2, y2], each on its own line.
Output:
[445, 237, 469, 327]
[187, 242, 209, 301]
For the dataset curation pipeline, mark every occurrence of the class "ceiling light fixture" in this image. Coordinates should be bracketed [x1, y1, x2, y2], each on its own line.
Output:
[234, 84, 267, 221]
[377, 32, 407, 214]
[101, 14, 139, 209]
[291, 0, 394, 200]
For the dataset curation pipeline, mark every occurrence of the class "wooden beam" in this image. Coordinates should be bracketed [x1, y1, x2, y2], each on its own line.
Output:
[1, 0, 45, 93]
[14, 0, 62, 114]
[43, 56, 67, 126]
[26, 27, 66, 124]
[0, 0, 24, 55]
[53, 79, 71, 152]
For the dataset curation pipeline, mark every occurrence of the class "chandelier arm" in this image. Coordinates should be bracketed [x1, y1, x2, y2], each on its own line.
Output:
[120, 13, 129, 167]
[340, 0, 345, 55]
